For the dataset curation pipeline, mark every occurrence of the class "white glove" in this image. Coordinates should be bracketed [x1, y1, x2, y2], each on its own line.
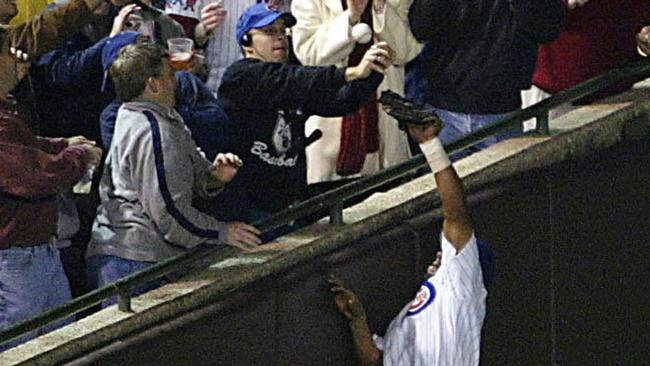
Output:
[567, 0, 590, 10]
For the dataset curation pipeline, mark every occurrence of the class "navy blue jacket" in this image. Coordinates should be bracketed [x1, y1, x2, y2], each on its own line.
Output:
[29, 34, 114, 141]
[218, 58, 383, 216]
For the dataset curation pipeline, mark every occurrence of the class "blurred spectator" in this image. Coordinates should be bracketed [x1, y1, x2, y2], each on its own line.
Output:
[162, 0, 226, 81]
[48, 0, 184, 44]
[0, 0, 17, 24]
[28, 2, 125, 143]
[121, 1, 185, 42]
[7, 0, 46, 24]
[86, 43, 260, 303]
[23, 1, 187, 299]
[522, 0, 650, 130]
[164, 0, 204, 37]
[164, 0, 226, 46]
[203, 0, 258, 92]
[27, 2, 189, 141]
[407, 0, 563, 158]
[23, 21, 118, 301]
[291, 0, 421, 184]
[217, 3, 389, 238]
[0, 0, 106, 349]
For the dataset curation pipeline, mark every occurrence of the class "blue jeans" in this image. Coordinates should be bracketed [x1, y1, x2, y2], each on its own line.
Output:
[86, 255, 163, 308]
[433, 108, 519, 160]
[0, 242, 72, 351]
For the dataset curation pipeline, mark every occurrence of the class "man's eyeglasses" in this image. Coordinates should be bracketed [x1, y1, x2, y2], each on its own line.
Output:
[249, 27, 290, 37]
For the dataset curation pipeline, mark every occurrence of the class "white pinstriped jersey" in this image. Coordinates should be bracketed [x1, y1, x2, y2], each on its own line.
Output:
[373, 234, 487, 366]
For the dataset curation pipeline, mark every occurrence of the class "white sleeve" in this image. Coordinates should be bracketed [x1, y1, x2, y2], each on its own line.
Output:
[440, 233, 485, 299]
[291, 0, 356, 66]
[372, 0, 423, 66]
[376, 303, 415, 366]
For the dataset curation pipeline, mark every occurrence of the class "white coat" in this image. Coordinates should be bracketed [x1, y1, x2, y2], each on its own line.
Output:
[291, 0, 422, 183]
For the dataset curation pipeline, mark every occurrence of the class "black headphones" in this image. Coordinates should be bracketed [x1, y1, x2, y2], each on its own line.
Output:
[241, 33, 252, 47]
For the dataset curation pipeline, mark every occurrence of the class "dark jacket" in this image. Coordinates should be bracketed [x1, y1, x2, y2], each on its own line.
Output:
[28, 34, 113, 141]
[218, 58, 382, 215]
[408, 0, 564, 114]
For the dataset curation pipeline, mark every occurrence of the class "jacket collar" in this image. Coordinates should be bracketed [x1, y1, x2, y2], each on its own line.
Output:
[123, 99, 182, 122]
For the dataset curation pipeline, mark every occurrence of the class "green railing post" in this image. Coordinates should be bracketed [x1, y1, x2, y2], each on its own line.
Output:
[117, 290, 132, 313]
[329, 203, 344, 226]
[536, 111, 550, 135]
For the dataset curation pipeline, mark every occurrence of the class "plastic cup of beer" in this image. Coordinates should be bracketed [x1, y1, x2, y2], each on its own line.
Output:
[167, 38, 194, 71]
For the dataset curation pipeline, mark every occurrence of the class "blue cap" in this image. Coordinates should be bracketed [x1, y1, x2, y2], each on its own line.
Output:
[235, 3, 296, 45]
[100, 31, 141, 93]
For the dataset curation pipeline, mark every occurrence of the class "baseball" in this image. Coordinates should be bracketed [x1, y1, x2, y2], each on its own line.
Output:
[351, 23, 372, 44]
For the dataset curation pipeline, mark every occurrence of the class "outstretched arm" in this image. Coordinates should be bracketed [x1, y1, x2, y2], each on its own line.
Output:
[328, 274, 382, 366]
[407, 123, 473, 252]
[219, 43, 390, 115]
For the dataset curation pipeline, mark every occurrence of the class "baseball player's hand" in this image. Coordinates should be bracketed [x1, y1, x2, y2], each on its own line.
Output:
[637, 26, 650, 57]
[346, 42, 394, 81]
[224, 221, 262, 251]
[427, 251, 442, 277]
[407, 121, 442, 144]
[210, 153, 243, 183]
[328, 274, 367, 321]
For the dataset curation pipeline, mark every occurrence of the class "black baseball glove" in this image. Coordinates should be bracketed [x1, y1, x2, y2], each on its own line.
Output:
[378, 90, 443, 132]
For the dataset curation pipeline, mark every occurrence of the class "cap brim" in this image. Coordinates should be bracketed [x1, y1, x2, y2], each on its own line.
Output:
[252, 12, 296, 30]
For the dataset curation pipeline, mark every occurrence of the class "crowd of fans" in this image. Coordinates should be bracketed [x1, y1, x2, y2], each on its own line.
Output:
[0, 0, 649, 357]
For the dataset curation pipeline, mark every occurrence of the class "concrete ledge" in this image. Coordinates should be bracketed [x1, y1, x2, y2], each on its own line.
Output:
[2, 85, 650, 365]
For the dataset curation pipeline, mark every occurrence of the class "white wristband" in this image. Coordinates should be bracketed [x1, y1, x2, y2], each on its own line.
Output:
[419, 138, 451, 173]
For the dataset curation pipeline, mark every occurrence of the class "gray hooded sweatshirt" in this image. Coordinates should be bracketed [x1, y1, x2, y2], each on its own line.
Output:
[87, 100, 228, 262]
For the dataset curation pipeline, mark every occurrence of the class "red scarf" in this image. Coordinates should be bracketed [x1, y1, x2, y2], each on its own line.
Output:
[335, 1, 379, 176]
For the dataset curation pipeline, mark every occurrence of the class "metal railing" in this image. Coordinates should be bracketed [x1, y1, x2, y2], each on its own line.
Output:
[1, 58, 649, 347]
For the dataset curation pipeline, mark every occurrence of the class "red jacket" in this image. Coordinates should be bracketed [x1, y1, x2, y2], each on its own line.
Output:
[533, 0, 650, 95]
[0, 97, 87, 249]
